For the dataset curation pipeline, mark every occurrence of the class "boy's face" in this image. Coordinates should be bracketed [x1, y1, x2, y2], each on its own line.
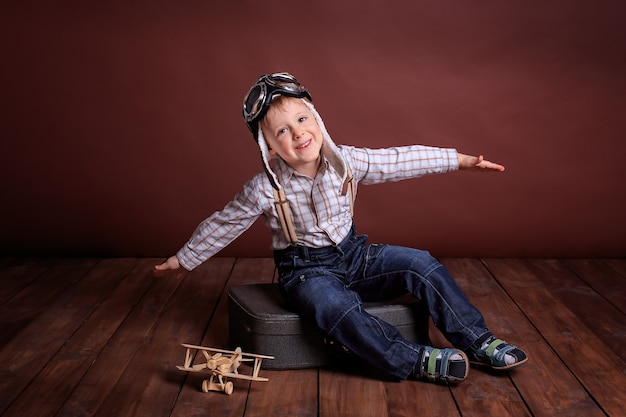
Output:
[261, 98, 324, 177]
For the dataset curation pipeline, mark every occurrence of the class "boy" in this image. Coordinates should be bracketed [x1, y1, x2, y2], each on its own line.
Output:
[156, 72, 527, 384]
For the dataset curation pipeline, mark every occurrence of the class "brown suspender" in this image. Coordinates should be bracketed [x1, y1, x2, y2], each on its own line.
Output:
[272, 187, 298, 244]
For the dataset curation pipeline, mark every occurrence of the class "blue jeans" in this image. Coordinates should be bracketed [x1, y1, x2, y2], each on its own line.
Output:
[273, 225, 489, 379]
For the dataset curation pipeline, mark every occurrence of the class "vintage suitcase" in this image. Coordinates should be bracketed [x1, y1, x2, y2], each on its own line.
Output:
[228, 283, 431, 370]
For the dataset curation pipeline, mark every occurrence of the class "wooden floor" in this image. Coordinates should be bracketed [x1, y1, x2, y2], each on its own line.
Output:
[0, 257, 624, 417]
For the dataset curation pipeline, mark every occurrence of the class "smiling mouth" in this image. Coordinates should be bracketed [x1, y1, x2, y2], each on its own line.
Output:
[296, 140, 311, 150]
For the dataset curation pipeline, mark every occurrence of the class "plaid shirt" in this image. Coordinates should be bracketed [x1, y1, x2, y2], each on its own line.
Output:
[177, 144, 458, 270]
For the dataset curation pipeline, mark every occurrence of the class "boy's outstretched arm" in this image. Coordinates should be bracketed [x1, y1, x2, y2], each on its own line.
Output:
[155, 255, 181, 271]
[457, 153, 505, 172]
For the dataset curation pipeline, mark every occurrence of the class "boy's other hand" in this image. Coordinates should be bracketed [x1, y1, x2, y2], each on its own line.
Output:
[155, 256, 180, 271]
[458, 153, 505, 172]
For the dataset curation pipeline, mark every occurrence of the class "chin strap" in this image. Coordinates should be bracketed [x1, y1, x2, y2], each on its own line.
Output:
[271, 166, 354, 245]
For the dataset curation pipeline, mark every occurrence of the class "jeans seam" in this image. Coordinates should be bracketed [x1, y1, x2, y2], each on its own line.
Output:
[327, 301, 359, 335]
[417, 270, 483, 344]
[369, 315, 420, 379]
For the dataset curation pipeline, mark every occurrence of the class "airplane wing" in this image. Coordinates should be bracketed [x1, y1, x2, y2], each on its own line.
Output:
[218, 371, 269, 382]
[181, 344, 274, 360]
[177, 365, 207, 373]
[178, 343, 274, 379]
[176, 366, 269, 382]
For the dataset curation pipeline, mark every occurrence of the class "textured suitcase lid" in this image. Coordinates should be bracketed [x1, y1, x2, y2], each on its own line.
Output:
[228, 283, 423, 336]
[229, 283, 299, 320]
[228, 283, 307, 335]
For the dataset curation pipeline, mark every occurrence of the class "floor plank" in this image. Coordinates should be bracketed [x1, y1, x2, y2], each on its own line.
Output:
[320, 369, 388, 417]
[246, 368, 318, 417]
[1, 258, 140, 417]
[483, 258, 626, 417]
[0, 258, 51, 306]
[0, 257, 622, 417]
[386, 378, 461, 417]
[523, 259, 626, 363]
[600, 258, 626, 279]
[562, 258, 626, 313]
[0, 258, 100, 414]
[54, 258, 187, 417]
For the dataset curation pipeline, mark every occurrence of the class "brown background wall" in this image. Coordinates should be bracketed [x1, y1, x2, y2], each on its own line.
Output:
[2, 1, 625, 259]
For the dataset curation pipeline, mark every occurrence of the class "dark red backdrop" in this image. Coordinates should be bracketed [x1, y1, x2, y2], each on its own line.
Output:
[2, 1, 625, 258]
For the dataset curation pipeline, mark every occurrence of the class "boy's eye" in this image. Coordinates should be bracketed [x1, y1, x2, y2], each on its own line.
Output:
[298, 116, 307, 123]
[277, 127, 287, 135]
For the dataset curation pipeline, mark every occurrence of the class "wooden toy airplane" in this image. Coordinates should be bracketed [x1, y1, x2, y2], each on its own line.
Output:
[176, 343, 274, 395]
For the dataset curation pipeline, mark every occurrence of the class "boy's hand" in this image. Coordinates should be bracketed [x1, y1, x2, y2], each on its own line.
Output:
[155, 256, 180, 271]
[458, 153, 505, 172]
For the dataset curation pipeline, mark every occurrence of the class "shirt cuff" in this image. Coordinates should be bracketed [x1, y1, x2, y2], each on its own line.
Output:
[176, 247, 200, 271]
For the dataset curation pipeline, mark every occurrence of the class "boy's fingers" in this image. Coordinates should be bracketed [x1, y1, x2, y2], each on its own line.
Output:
[154, 261, 181, 277]
[155, 257, 179, 271]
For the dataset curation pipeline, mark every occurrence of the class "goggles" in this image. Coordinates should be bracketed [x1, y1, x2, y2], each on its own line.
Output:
[243, 72, 312, 138]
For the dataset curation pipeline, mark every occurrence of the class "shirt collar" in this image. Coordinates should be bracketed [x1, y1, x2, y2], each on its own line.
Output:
[273, 152, 333, 185]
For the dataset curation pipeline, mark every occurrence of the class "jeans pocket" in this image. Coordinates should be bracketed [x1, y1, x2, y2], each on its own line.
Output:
[362, 243, 386, 277]
[279, 271, 301, 294]
[280, 266, 331, 295]
[365, 243, 385, 262]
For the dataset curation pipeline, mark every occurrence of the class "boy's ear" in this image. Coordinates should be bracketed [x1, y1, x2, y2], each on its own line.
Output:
[268, 147, 277, 156]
